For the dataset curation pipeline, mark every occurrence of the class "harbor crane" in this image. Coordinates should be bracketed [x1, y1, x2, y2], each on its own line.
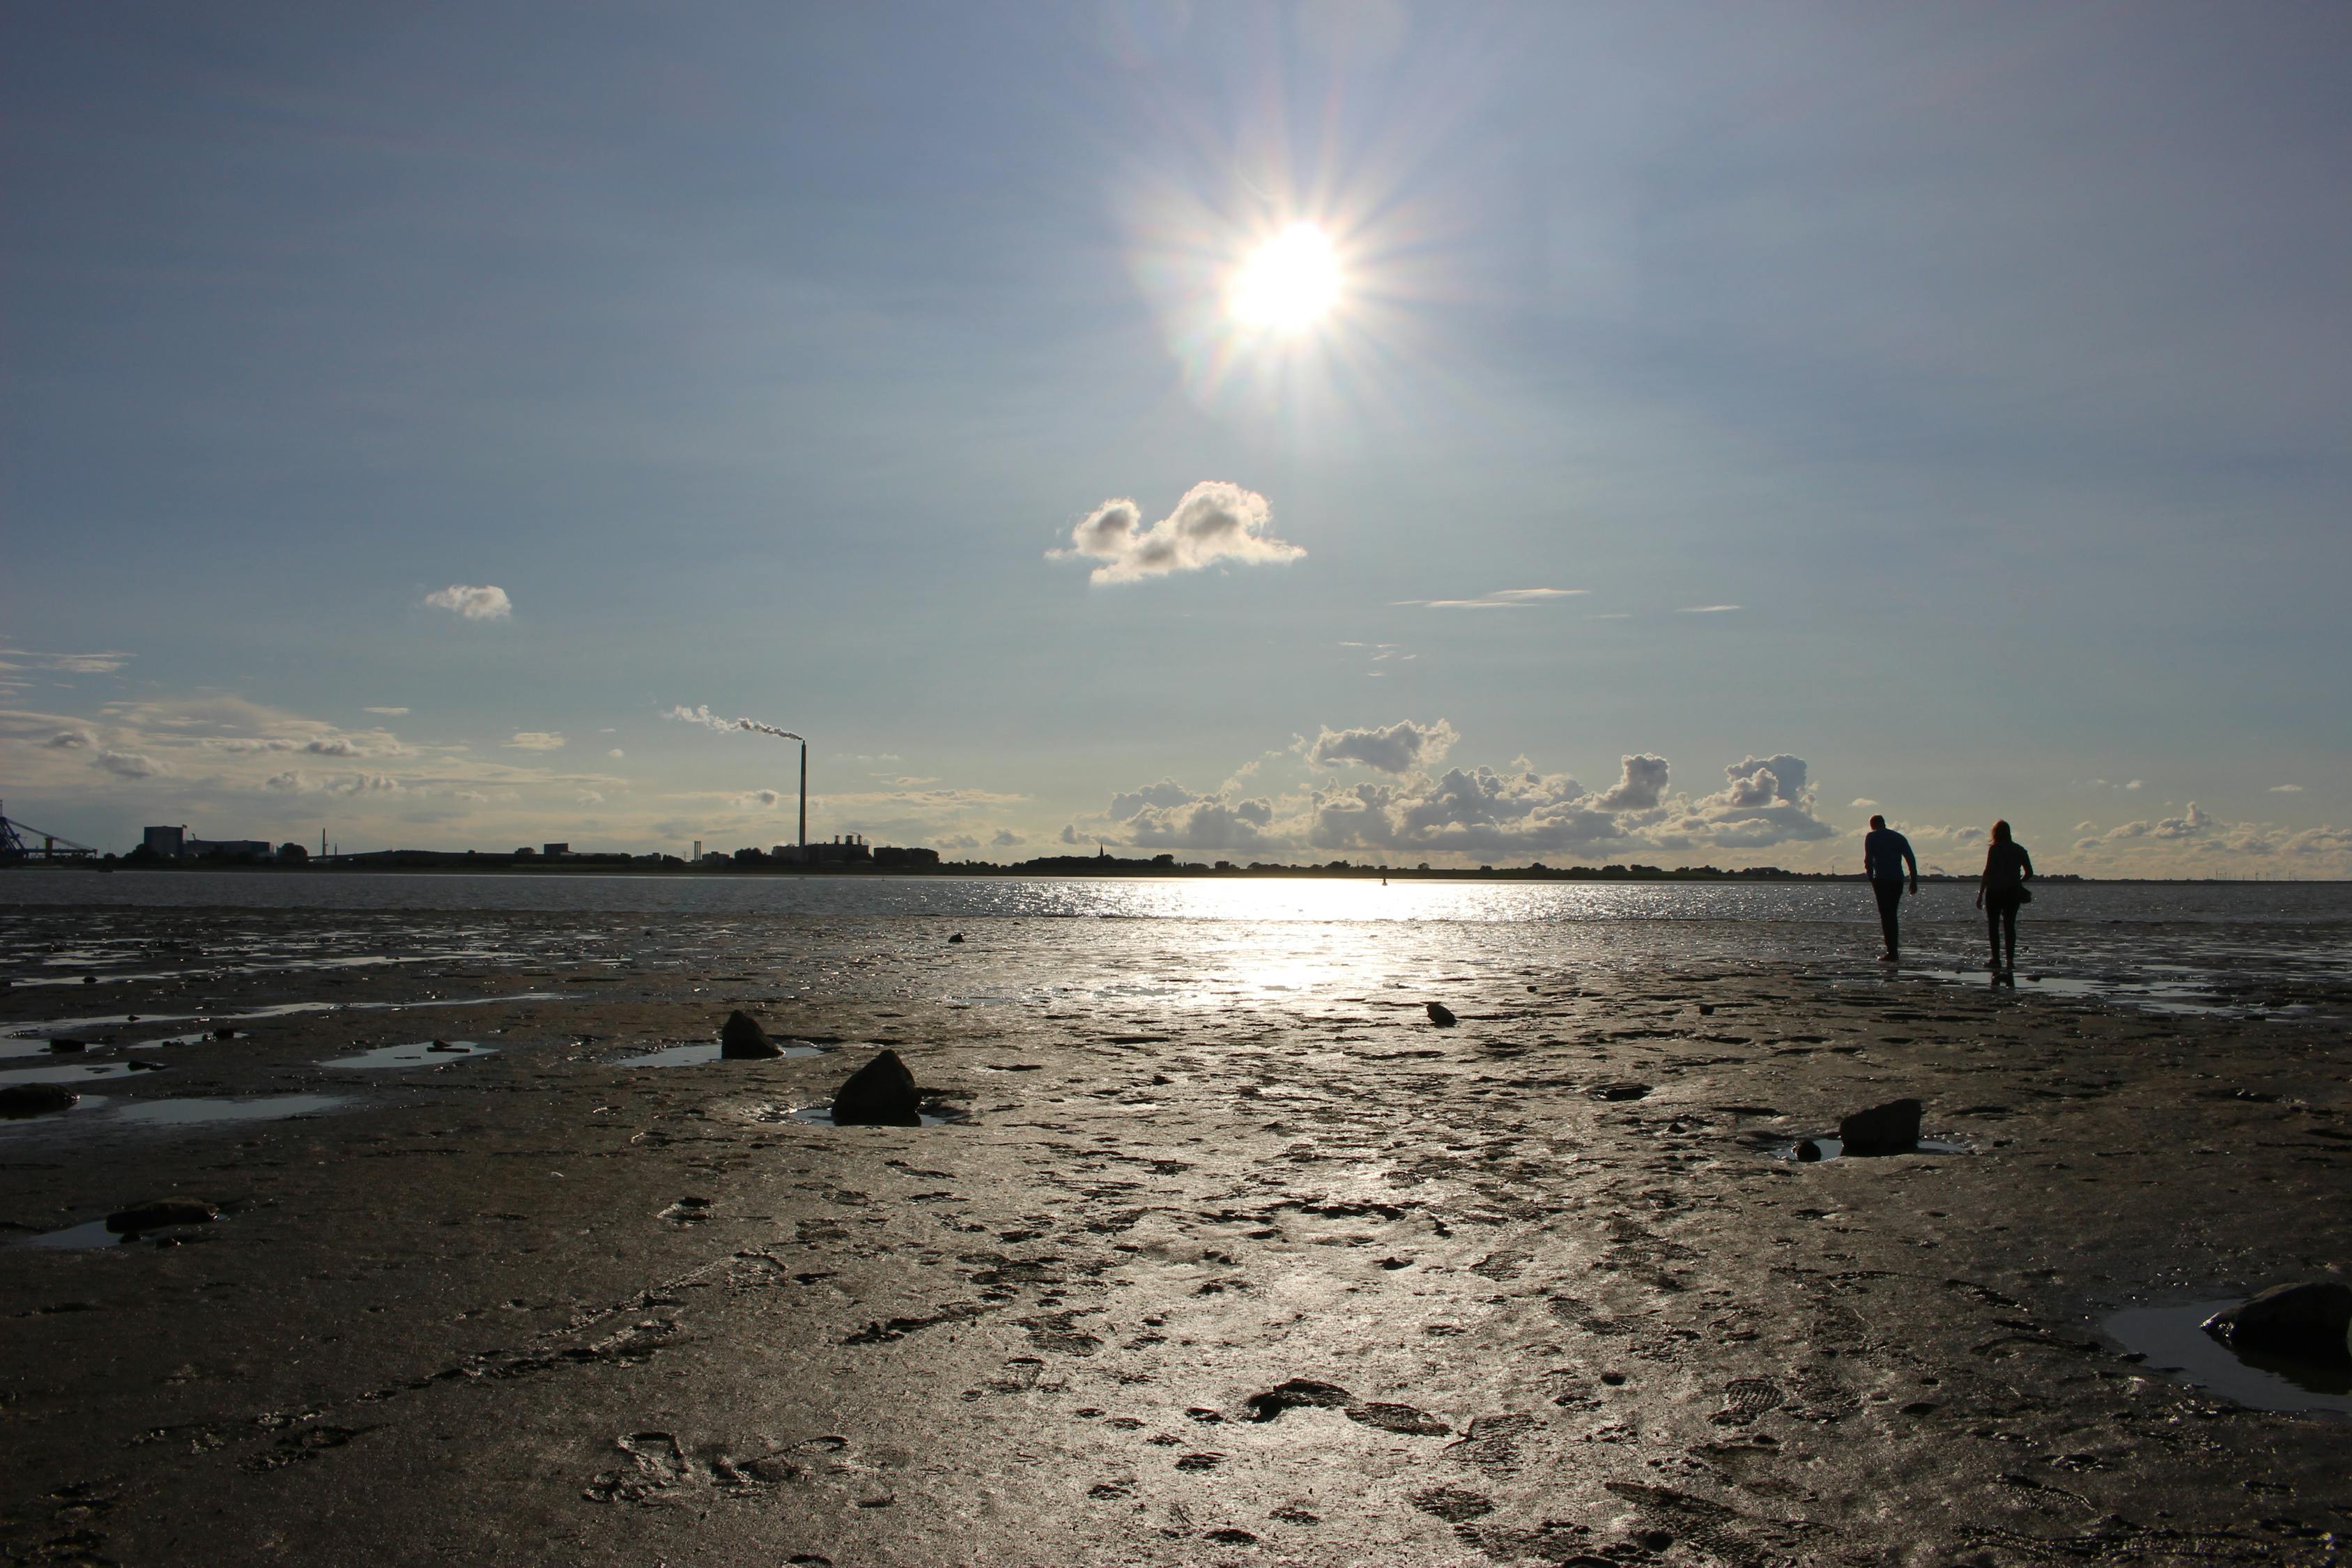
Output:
[0, 800, 100, 861]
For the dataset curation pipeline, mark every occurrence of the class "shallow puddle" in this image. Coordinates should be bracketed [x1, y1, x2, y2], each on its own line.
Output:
[112, 1094, 349, 1128]
[2105, 1300, 2352, 1413]
[0, 1061, 157, 1086]
[12, 1217, 219, 1250]
[321, 1040, 496, 1070]
[1768, 1137, 1966, 1162]
[627, 1040, 827, 1068]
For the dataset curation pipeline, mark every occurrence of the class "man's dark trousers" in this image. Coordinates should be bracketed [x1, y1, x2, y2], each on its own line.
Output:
[1873, 879, 1905, 955]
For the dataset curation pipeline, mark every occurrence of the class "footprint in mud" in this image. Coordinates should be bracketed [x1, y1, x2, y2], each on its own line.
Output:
[1410, 1485, 1495, 1523]
[1709, 1377, 1785, 1426]
[584, 1431, 691, 1505]
[1445, 1414, 1538, 1470]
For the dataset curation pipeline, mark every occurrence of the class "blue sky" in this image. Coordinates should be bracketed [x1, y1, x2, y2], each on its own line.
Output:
[6, 1, 2347, 873]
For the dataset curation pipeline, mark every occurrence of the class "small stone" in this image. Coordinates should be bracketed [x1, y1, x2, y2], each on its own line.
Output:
[947, 933, 964, 944]
[48, 1038, 87, 1054]
[1590, 1082, 1652, 1102]
[720, 1010, 783, 1059]
[0, 1084, 79, 1118]
[2202, 1281, 2352, 1363]
[83, 975, 98, 985]
[107, 1198, 219, 1234]
[212, 1026, 236, 1040]
[426, 1040, 466, 1053]
[1794, 1138, 1833, 1162]
[831, 1049, 920, 1125]
[1838, 1098, 1923, 1155]
[1426, 1002, 1456, 1027]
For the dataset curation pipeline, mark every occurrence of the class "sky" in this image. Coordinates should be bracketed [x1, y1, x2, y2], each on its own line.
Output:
[4, 1, 2348, 875]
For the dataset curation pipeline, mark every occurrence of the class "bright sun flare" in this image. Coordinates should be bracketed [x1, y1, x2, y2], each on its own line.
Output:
[1229, 222, 1342, 332]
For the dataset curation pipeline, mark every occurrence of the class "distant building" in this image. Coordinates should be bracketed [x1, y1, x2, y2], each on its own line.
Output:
[142, 825, 270, 859]
[542, 843, 569, 858]
[776, 833, 872, 865]
[143, 826, 185, 856]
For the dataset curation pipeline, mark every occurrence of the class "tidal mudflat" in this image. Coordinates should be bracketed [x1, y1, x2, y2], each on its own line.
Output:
[1, 889, 2346, 1567]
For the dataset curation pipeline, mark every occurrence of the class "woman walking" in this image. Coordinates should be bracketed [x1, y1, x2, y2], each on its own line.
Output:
[1975, 820, 2034, 975]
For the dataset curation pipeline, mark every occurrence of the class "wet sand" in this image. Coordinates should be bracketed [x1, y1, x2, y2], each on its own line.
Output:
[2, 908, 2348, 1566]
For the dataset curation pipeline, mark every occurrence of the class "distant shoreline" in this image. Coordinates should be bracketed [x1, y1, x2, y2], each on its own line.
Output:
[3, 861, 2334, 886]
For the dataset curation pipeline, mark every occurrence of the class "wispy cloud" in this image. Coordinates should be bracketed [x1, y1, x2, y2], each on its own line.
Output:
[506, 732, 565, 751]
[1675, 604, 1742, 614]
[363, 705, 410, 716]
[2269, 783, 2303, 793]
[93, 749, 167, 779]
[0, 647, 134, 675]
[1394, 587, 1586, 610]
[1050, 482, 1304, 585]
[423, 584, 513, 621]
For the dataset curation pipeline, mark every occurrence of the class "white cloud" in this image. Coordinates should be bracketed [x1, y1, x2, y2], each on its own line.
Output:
[364, 706, 410, 716]
[93, 749, 167, 779]
[44, 729, 95, 750]
[325, 774, 401, 794]
[3, 647, 134, 675]
[1050, 481, 1304, 585]
[1396, 587, 1588, 610]
[608, 748, 626, 758]
[506, 732, 566, 751]
[1676, 604, 1742, 614]
[1593, 754, 1671, 811]
[990, 828, 1021, 847]
[2126, 779, 2144, 791]
[1851, 797, 1879, 809]
[1300, 718, 1458, 774]
[2269, 783, 2303, 793]
[423, 584, 513, 621]
[2071, 802, 2352, 875]
[576, 791, 604, 806]
[264, 771, 308, 792]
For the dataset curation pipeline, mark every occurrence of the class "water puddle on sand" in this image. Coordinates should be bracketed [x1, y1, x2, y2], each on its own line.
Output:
[2105, 1301, 2352, 1415]
[321, 1040, 496, 1070]
[625, 1040, 829, 1068]
[12, 1217, 219, 1251]
[0, 992, 572, 1044]
[767, 1102, 964, 1128]
[0, 1095, 349, 1137]
[1767, 1137, 1967, 1162]
[0, 1061, 161, 1086]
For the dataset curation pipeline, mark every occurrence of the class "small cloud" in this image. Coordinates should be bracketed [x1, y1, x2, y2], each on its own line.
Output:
[363, 705, 410, 716]
[576, 791, 604, 806]
[1050, 481, 1304, 585]
[990, 828, 1021, 847]
[751, 789, 783, 807]
[93, 749, 167, 779]
[454, 790, 490, 804]
[45, 652, 133, 674]
[45, 729, 95, 750]
[423, 584, 513, 621]
[2269, 783, 2303, 793]
[2125, 780, 2144, 791]
[1300, 718, 1459, 774]
[326, 774, 401, 794]
[1676, 604, 1741, 614]
[607, 748, 626, 758]
[264, 771, 309, 792]
[506, 732, 565, 751]
[1397, 588, 1587, 610]
[1851, 798, 1878, 809]
[1590, 612, 1632, 620]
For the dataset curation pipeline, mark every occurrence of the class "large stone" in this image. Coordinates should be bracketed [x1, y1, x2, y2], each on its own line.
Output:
[1838, 1098, 1923, 1156]
[831, 1049, 921, 1126]
[107, 1198, 219, 1234]
[0, 1084, 78, 1118]
[1426, 1002, 1457, 1027]
[719, 1010, 783, 1060]
[2201, 1281, 2352, 1363]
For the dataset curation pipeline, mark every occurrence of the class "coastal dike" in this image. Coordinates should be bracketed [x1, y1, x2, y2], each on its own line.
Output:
[1, 905, 2345, 1566]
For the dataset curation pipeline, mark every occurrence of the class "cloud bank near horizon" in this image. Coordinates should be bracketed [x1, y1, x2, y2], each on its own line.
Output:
[1050, 482, 1304, 585]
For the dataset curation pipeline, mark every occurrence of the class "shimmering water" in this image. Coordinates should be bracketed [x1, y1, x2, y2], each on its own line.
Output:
[3, 870, 2348, 1020]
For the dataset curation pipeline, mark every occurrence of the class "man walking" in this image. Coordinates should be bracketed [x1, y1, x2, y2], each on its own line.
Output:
[1863, 813, 1919, 962]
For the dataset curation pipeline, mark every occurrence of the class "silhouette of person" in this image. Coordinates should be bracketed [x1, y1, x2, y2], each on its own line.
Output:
[1862, 814, 1918, 962]
[1976, 820, 2034, 975]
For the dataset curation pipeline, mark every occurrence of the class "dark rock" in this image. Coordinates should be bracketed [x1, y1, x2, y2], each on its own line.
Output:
[947, 933, 964, 944]
[106, 1198, 219, 1234]
[212, 1026, 236, 1040]
[1590, 1082, 1652, 1102]
[82, 974, 97, 984]
[1346, 1401, 1452, 1436]
[720, 1010, 783, 1060]
[2202, 1282, 2352, 1363]
[426, 1040, 466, 1053]
[1838, 1098, 1923, 1155]
[1794, 1138, 1834, 1162]
[48, 1038, 87, 1054]
[831, 1050, 920, 1126]
[1245, 1378, 1353, 1422]
[0, 1084, 79, 1118]
[1426, 1002, 1456, 1027]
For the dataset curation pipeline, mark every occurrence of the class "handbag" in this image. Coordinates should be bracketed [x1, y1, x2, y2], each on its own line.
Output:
[2016, 884, 2033, 904]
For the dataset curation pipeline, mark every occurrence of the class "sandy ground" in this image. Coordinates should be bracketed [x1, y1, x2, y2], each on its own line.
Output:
[1, 911, 2347, 1567]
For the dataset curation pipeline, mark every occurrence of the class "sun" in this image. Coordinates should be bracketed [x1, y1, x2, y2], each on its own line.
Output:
[1229, 222, 1343, 332]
